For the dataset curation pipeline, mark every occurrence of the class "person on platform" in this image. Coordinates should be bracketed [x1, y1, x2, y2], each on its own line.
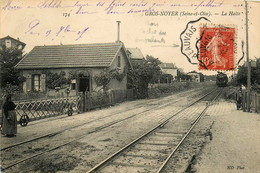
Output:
[236, 87, 243, 110]
[1, 95, 17, 137]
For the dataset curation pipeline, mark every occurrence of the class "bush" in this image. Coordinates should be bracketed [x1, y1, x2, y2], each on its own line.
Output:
[252, 83, 260, 93]
[222, 86, 238, 100]
[236, 58, 260, 92]
[11, 91, 52, 101]
[1, 84, 20, 98]
[148, 81, 205, 98]
[46, 71, 70, 89]
[148, 88, 162, 98]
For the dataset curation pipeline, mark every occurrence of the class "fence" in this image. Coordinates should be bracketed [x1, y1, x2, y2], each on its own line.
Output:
[242, 91, 260, 113]
[249, 92, 260, 113]
[14, 96, 81, 121]
[8, 89, 134, 123]
[81, 89, 134, 112]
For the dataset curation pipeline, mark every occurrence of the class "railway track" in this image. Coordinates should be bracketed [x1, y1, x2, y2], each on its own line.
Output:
[1, 86, 211, 152]
[0, 87, 217, 172]
[15, 86, 206, 128]
[86, 88, 222, 173]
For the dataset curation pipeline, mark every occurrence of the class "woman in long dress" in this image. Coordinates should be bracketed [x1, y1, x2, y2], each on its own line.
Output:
[1, 95, 17, 137]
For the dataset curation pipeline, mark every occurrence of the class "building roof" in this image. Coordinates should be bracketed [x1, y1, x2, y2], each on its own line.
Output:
[0, 35, 26, 47]
[187, 71, 199, 74]
[126, 48, 144, 60]
[16, 42, 128, 69]
[159, 63, 177, 69]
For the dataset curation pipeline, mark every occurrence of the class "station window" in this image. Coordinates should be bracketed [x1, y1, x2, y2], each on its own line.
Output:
[71, 79, 76, 90]
[5, 40, 11, 48]
[32, 74, 41, 91]
[117, 56, 121, 67]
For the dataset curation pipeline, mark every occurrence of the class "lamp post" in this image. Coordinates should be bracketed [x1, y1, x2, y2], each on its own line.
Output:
[245, 0, 251, 112]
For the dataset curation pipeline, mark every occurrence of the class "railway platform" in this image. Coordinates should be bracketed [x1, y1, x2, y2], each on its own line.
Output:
[194, 101, 260, 173]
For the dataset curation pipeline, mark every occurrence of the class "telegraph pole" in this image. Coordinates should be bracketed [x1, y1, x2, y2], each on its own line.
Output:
[245, 0, 251, 112]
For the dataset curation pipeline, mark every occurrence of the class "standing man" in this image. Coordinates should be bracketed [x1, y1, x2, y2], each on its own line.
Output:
[236, 87, 243, 110]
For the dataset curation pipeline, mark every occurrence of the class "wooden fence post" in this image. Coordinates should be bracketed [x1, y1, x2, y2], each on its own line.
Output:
[253, 93, 256, 113]
[256, 94, 259, 113]
[242, 91, 246, 112]
[109, 92, 113, 106]
[77, 96, 80, 114]
[248, 92, 250, 112]
[81, 93, 85, 113]
[87, 92, 91, 111]
[112, 91, 115, 105]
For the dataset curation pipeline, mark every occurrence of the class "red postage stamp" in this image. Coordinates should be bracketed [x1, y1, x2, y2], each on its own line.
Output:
[199, 27, 235, 70]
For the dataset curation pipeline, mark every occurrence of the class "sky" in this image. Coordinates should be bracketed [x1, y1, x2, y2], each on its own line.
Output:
[1, 0, 259, 75]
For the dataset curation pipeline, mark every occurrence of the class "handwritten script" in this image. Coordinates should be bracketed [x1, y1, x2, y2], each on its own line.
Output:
[2, 0, 235, 15]
[2, 0, 243, 42]
[25, 19, 89, 41]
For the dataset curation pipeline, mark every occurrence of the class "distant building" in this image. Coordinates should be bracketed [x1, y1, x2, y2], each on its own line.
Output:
[177, 68, 184, 73]
[0, 35, 26, 50]
[159, 63, 178, 81]
[15, 42, 132, 95]
[187, 71, 200, 82]
[126, 48, 144, 62]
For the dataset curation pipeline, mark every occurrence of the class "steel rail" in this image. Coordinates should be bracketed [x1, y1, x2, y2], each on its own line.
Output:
[0, 88, 215, 171]
[156, 89, 222, 173]
[86, 88, 218, 173]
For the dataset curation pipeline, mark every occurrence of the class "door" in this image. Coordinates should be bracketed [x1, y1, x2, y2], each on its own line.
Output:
[79, 77, 90, 93]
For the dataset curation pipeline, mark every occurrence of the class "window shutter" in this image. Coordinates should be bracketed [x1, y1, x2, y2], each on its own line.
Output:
[26, 74, 32, 91]
[41, 74, 46, 91]
[118, 56, 121, 67]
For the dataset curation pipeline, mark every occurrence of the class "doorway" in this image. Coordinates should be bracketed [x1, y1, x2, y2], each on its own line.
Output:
[78, 77, 90, 93]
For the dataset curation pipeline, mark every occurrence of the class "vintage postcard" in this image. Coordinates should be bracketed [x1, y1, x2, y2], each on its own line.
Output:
[1, 0, 259, 172]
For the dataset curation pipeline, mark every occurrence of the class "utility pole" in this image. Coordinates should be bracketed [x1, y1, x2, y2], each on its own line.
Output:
[245, 0, 251, 112]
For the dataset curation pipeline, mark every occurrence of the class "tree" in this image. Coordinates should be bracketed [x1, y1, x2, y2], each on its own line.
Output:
[127, 55, 162, 99]
[0, 46, 25, 89]
[236, 58, 260, 92]
[94, 69, 114, 92]
[177, 70, 191, 81]
[94, 67, 127, 92]
[236, 66, 247, 86]
[159, 73, 173, 83]
[45, 71, 70, 89]
[204, 75, 217, 81]
[146, 55, 162, 83]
